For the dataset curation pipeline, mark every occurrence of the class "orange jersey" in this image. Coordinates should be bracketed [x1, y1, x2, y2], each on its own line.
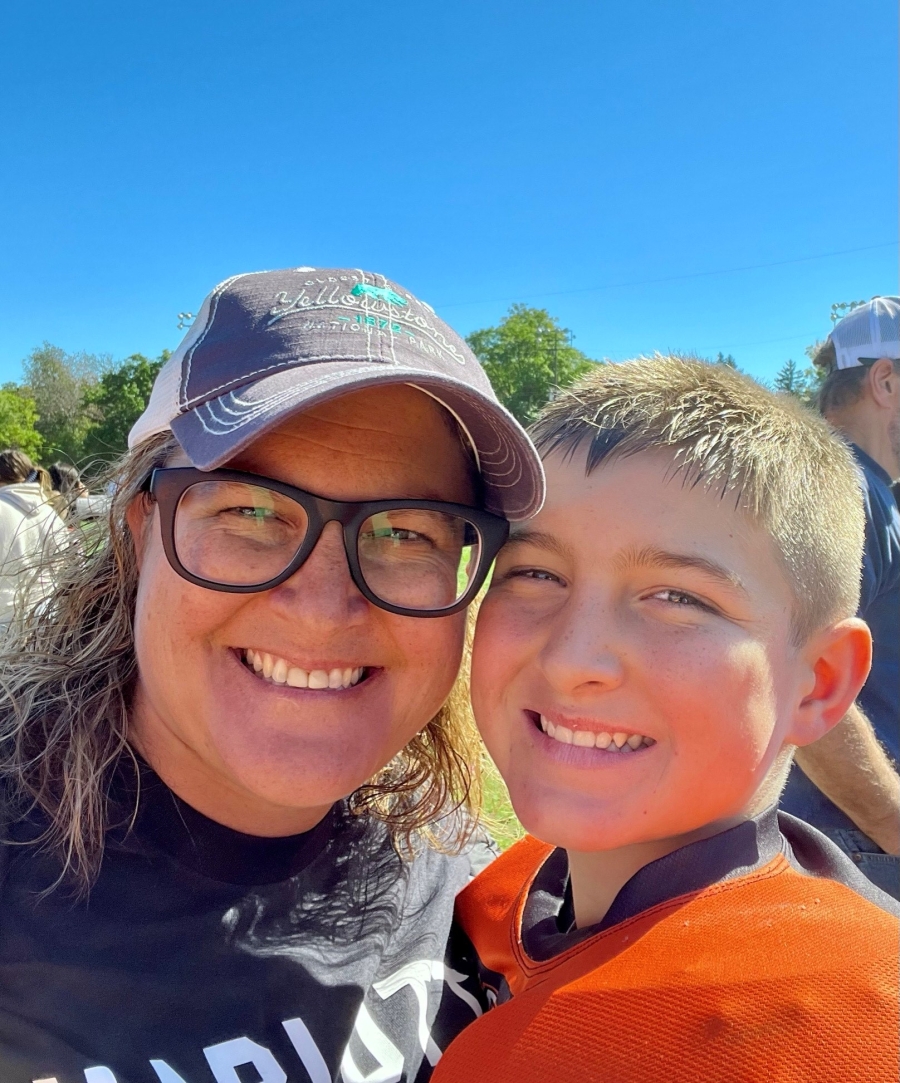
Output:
[434, 812, 899, 1083]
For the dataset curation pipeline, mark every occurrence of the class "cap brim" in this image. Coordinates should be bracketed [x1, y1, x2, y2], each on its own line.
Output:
[834, 343, 900, 369]
[170, 361, 545, 521]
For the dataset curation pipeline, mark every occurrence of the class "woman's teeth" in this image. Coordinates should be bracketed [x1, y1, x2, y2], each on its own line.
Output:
[539, 715, 654, 751]
[243, 649, 364, 690]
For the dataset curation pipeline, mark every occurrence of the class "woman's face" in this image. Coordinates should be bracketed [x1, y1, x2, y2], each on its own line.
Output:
[127, 385, 474, 835]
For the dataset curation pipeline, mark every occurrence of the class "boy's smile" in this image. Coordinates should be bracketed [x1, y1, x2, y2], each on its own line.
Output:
[535, 710, 656, 753]
[472, 448, 817, 854]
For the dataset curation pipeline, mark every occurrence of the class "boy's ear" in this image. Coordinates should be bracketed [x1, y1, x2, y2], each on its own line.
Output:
[788, 618, 872, 747]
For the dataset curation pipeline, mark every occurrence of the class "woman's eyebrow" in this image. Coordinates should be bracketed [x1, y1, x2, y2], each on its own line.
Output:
[614, 545, 747, 594]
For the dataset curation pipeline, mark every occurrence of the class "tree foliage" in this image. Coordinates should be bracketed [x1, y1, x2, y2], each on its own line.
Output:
[4, 344, 169, 470]
[772, 355, 824, 408]
[0, 388, 43, 459]
[465, 305, 596, 424]
[21, 344, 111, 462]
[81, 352, 168, 462]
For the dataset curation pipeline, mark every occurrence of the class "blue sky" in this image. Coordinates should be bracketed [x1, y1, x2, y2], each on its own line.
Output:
[1, 1, 896, 385]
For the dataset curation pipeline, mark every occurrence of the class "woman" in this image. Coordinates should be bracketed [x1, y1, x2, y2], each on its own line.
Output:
[0, 268, 543, 1083]
[48, 460, 89, 521]
[0, 449, 67, 629]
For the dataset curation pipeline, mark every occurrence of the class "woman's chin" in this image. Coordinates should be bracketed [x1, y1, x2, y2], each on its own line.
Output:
[214, 730, 379, 810]
[204, 656, 395, 811]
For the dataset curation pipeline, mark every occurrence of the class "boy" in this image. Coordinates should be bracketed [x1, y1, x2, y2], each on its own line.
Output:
[434, 356, 899, 1083]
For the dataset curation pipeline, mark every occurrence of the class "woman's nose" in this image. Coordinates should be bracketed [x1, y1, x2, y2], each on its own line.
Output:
[267, 521, 369, 625]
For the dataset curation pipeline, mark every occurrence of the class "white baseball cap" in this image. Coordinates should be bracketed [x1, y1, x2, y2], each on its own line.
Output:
[829, 296, 900, 370]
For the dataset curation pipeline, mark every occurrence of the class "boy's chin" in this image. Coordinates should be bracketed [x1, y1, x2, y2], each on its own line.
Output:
[510, 789, 659, 853]
[513, 785, 758, 855]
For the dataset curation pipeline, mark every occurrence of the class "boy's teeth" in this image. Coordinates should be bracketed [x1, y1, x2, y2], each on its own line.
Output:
[243, 650, 363, 691]
[538, 715, 653, 753]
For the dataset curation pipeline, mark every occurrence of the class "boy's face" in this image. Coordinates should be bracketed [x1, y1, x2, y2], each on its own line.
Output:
[472, 448, 813, 852]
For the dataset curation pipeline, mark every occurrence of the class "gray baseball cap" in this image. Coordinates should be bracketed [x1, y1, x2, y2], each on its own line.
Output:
[129, 267, 544, 520]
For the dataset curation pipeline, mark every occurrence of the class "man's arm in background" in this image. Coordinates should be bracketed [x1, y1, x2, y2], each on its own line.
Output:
[795, 702, 900, 855]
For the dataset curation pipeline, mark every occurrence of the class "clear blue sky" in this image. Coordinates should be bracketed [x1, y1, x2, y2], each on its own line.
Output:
[1, 1, 896, 385]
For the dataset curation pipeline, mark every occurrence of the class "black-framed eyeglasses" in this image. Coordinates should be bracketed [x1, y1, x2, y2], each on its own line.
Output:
[146, 467, 510, 617]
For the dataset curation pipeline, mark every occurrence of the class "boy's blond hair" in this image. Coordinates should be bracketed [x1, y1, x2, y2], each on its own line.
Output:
[532, 355, 865, 643]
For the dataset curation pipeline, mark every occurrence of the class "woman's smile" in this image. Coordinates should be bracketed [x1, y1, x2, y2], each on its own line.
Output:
[241, 647, 371, 691]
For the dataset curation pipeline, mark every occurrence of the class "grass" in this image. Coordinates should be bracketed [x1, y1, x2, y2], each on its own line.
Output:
[481, 760, 525, 850]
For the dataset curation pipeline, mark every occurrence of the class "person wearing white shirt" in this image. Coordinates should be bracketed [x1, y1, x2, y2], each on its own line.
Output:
[0, 450, 67, 629]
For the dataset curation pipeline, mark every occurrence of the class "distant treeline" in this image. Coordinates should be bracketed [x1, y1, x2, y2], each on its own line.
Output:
[0, 345, 169, 475]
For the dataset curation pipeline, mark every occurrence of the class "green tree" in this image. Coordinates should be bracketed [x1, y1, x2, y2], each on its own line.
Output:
[81, 351, 168, 462]
[21, 343, 110, 462]
[0, 388, 43, 459]
[773, 354, 824, 408]
[715, 352, 738, 368]
[466, 306, 596, 424]
[774, 358, 804, 394]
[804, 339, 829, 389]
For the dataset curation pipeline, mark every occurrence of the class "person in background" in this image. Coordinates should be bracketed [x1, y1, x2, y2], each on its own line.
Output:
[780, 296, 900, 897]
[0, 450, 53, 499]
[0, 450, 67, 628]
[48, 461, 84, 497]
[48, 461, 88, 520]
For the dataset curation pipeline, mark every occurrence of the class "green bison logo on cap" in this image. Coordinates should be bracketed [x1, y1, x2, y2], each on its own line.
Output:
[351, 282, 408, 307]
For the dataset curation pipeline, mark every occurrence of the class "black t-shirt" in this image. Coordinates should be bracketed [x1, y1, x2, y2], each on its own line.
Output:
[0, 763, 486, 1083]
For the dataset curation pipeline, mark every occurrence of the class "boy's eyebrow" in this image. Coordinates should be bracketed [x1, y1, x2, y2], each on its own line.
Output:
[504, 535, 747, 594]
[614, 545, 748, 594]
[504, 528, 575, 561]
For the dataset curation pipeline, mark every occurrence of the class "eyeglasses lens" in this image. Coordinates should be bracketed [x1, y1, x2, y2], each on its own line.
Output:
[174, 481, 310, 587]
[357, 510, 482, 610]
[174, 482, 482, 610]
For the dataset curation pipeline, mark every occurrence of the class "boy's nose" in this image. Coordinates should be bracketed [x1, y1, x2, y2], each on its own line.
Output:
[538, 596, 625, 695]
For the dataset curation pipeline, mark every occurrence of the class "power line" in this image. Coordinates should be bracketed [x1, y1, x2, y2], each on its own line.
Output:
[436, 240, 899, 310]
[676, 331, 821, 354]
